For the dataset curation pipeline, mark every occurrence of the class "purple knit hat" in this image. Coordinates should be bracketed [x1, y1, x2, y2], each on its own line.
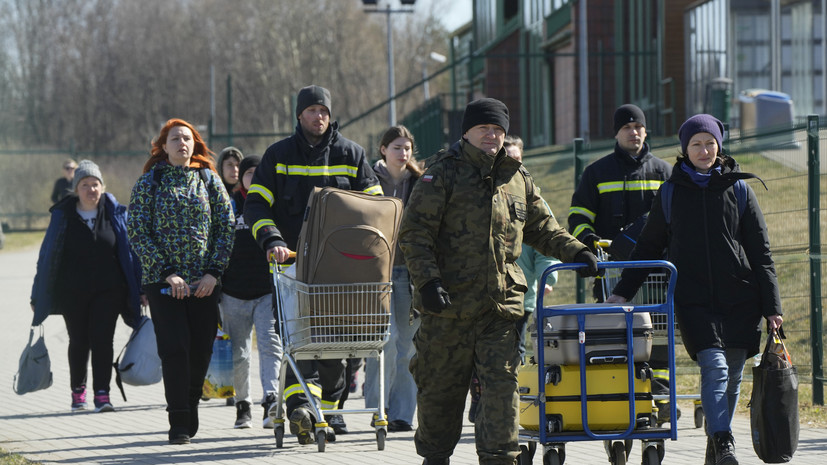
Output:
[678, 114, 724, 154]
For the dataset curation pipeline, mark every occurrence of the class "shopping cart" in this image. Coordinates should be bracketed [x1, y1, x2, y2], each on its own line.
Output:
[596, 240, 704, 428]
[518, 260, 678, 465]
[270, 265, 392, 452]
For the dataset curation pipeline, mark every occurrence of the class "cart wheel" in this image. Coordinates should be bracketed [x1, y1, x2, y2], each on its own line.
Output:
[611, 441, 627, 465]
[376, 428, 386, 451]
[543, 449, 562, 465]
[694, 406, 704, 429]
[641, 446, 661, 465]
[519, 442, 537, 465]
[624, 439, 633, 456]
[274, 425, 284, 448]
[316, 430, 326, 452]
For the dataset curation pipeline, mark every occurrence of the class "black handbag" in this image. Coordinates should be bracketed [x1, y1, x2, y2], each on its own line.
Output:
[13, 325, 54, 395]
[749, 327, 799, 463]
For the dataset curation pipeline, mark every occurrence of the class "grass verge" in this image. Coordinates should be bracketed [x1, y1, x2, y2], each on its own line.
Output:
[0, 448, 39, 465]
[0, 231, 45, 253]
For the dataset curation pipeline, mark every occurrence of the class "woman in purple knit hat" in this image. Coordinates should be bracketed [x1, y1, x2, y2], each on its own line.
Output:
[607, 114, 784, 465]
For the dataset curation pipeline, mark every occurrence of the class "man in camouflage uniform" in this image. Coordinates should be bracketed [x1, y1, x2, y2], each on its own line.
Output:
[398, 98, 600, 465]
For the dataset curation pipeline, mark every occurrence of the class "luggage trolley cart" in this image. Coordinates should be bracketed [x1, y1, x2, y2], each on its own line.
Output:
[518, 260, 678, 465]
[596, 240, 703, 428]
[271, 267, 392, 452]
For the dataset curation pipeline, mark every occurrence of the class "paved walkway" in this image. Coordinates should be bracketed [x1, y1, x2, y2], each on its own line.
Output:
[1, 247, 824, 464]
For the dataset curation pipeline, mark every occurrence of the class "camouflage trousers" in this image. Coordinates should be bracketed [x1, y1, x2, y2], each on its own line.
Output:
[411, 310, 521, 464]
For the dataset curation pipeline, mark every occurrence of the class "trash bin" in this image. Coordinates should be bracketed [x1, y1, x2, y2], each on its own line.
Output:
[738, 89, 796, 147]
[705, 77, 733, 123]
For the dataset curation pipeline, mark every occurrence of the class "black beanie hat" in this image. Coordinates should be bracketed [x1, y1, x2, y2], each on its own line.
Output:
[239, 155, 261, 177]
[461, 98, 510, 135]
[678, 114, 724, 154]
[296, 85, 332, 117]
[613, 104, 646, 134]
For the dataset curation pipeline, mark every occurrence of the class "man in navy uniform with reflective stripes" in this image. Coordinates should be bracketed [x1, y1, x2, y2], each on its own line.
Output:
[567, 103, 677, 421]
[245, 84, 383, 444]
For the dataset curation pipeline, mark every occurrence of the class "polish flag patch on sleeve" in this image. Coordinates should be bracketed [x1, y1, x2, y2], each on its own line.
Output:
[421, 174, 434, 183]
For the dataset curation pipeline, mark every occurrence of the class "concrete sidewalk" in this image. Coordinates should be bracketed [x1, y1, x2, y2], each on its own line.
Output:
[2, 247, 824, 464]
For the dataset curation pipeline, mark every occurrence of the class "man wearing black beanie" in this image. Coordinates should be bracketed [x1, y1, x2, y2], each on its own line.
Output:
[244, 85, 382, 444]
[398, 98, 599, 465]
[567, 103, 676, 421]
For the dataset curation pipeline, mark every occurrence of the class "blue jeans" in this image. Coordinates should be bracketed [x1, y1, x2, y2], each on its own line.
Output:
[696, 347, 748, 435]
[220, 293, 283, 404]
[365, 266, 419, 424]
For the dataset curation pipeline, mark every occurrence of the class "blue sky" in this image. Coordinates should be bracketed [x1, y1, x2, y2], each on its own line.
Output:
[418, 0, 472, 31]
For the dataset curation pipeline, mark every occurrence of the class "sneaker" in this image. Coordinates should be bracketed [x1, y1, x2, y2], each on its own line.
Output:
[71, 386, 87, 411]
[387, 419, 413, 432]
[288, 407, 315, 445]
[262, 393, 277, 429]
[93, 391, 114, 413]
[713, 431, 738, 465]
[326, 414, 348, 435]
[234, 401, 252, 429]
[225, 397, 235, 407]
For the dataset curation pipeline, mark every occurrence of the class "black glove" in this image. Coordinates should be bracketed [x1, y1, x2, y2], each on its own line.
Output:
[582, 233, 601, 254]
[573, 249, 600, 278]
[420, 279, 451, 313]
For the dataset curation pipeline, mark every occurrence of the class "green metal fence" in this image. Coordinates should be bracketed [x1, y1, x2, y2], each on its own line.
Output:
[522, 117, 826, 405]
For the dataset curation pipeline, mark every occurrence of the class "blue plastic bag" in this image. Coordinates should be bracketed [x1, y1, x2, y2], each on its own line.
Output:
[202, 329, 235, 399]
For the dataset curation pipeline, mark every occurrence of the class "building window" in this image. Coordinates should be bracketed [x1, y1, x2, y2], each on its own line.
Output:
[504, 0, 519, 21]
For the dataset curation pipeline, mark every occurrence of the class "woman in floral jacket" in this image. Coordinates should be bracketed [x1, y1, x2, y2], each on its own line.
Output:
[127, 118, 234, 445]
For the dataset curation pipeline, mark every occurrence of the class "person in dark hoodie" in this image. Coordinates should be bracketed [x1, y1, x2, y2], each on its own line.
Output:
[219, 155, 283, 430]
[363, 125, 423, 433]
[607, 114, 784, 465]
[244, 85, 383, 444]
[31, 160, 143, 414]
[216, 146, 243, 195]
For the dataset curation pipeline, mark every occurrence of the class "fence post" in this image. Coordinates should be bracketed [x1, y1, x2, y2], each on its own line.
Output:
[574, 138, 586, 304]
[807, 114, 824, 405]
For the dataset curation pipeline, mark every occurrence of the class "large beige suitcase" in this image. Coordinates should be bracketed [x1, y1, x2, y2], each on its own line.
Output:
[295, 187, 402, 336]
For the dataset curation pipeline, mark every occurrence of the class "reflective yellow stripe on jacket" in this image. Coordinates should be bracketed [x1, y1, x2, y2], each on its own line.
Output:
[248, 184, 274, 206]
[597, 179, 663, 194]
[275, 163, 358, 177]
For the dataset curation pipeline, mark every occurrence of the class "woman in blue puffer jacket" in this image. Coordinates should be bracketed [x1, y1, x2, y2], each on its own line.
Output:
[31, 160, 143, 414]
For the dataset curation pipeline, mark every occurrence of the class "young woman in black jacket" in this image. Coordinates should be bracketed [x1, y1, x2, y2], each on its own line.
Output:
[607, 114, 783, 465]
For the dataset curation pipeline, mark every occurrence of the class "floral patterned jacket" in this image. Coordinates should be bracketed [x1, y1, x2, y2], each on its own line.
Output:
[127, 162, 234, 286]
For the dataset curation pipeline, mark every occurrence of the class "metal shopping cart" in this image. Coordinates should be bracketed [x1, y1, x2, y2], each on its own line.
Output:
[596, 240, 704, 428]
[270, 266, 392, 451]
[518, 260, 678, 465]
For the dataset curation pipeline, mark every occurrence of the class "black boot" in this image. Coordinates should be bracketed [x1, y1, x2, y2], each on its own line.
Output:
[168, 410, 190, 444]
[712, 431, 738, 465]
[704, 435, 715, 465]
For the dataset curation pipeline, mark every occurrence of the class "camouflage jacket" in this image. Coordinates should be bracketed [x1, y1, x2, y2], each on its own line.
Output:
[398, 140, 587, 320]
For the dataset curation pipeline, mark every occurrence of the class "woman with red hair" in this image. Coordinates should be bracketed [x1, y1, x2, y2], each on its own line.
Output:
[127, 118, 235, 444]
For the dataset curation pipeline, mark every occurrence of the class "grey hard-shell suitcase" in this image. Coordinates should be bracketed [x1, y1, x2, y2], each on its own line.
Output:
[530, 304, 654, 365]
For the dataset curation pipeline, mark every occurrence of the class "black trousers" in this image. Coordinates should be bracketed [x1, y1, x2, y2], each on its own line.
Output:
[145, 284, 219, 413]
[62, 288, 123, 392]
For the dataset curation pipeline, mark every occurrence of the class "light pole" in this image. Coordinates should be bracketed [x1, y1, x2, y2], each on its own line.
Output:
[363, 0, 416, 127]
